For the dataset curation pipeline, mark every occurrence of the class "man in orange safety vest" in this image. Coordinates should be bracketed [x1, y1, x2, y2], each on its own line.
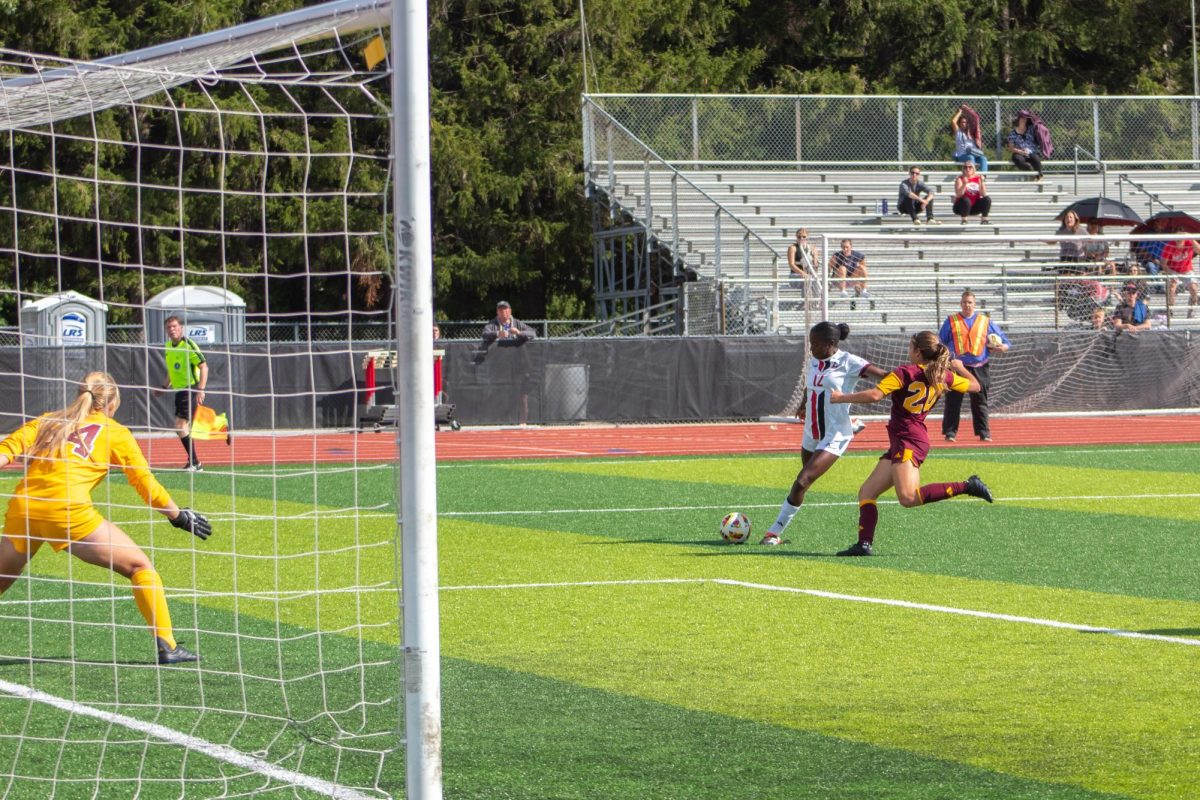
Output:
[938, 289, 1010, 442]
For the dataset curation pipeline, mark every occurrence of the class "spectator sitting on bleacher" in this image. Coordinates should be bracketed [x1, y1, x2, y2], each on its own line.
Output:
[1089, 306, 1110, 330]
[952, 162, 991, 225]
[898, 167, 939, 225]
[1110, 282, 1151, 331]
[828, 239, 871, 310]
[1055, 211, 1086, 267]
[1131, 239, 1164, 276]
[787, 229, 820, 292]
[1162, 239, 1199, 318]
[1082, 221, 1118, 275]
[951, 106, 988, 174]
[1005, 114, 1045, 181]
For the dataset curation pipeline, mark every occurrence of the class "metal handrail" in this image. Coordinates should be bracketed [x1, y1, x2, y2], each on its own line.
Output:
[1115, 174, 1175, 216]
[607, 158, 1200, 169]
[583, 98, 784, 264]
[563, 297, 682, 337]
[1072, 145, 1106, 196]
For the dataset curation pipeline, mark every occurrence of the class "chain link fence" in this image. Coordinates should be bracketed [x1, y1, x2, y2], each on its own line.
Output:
[0, 320, 614, 346]
[710, 231, 1200, 334]
[586, 94, 1200, 167]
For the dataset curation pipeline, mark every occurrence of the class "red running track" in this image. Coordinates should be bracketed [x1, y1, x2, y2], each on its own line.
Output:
[141, 414, 1200, 467]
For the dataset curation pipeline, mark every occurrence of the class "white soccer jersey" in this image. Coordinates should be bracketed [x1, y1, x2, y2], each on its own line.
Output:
[802, 349, 872, 454]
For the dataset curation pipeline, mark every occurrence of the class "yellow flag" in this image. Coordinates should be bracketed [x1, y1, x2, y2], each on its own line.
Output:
[191, 404, 230, 442]
[363, 36, 387, 70]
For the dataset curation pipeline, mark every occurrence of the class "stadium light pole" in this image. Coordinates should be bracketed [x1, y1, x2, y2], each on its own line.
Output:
[391, 0, 444, 795]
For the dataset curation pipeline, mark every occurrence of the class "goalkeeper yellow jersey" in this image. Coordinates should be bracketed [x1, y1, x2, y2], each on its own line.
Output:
[0, 411, 172, 522]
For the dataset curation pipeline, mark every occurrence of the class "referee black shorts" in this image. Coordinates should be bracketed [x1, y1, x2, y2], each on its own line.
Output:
[173, 389, 198, 422]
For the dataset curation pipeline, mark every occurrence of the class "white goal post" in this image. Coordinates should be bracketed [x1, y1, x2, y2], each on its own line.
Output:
[0, 1, 442, 798]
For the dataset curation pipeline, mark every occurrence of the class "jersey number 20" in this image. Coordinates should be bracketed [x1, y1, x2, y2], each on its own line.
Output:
[901, 381, 942, 414]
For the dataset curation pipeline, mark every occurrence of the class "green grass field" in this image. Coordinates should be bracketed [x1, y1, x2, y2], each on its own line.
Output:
[0, 443, 1198, 799]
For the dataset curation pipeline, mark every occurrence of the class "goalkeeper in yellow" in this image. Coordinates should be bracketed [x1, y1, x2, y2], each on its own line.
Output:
[0, 372, 212, 665]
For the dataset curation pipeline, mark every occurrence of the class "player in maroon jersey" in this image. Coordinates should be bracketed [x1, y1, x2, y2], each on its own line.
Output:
[828, 331, 994, 556]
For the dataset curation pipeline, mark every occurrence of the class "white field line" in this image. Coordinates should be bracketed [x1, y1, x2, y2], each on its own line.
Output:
[0, 678, 379, 800]
[442, 577, 1200, 648]
[442, 578, 706, 592]
[439, 491, 1200, 517]
[435, 445, 1200, 470]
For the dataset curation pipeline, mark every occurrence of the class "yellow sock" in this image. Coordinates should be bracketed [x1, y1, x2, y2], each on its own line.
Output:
[130, 569, 175, 649]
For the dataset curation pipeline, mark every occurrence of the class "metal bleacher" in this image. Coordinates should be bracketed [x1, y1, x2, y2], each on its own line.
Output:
[604, 165, 1200, 332]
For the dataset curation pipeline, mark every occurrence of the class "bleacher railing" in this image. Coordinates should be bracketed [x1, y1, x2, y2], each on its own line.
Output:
[584, 94, 1200, 167]
[1115, 174, 1175, 215]
[584, 97, 811, 334]
[715, 232, 1200, 335]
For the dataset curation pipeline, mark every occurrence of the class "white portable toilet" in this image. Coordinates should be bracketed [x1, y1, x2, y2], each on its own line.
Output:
[20, 291, 109, 346]
[145, 285, 246, 344]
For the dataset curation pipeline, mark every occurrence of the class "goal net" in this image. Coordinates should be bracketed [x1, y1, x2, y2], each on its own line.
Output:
[0, 3, 416, 797]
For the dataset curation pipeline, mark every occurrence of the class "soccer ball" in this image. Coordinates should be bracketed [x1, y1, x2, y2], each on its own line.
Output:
[719, 512, 752, 544]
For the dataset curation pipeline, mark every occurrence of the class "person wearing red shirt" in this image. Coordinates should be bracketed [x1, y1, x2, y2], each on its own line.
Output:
[952, 162, 991, 225]
[1162, 239, 1198, 318]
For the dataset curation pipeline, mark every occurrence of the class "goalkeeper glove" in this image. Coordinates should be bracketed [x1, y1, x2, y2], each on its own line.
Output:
[171, 508, 212, 540]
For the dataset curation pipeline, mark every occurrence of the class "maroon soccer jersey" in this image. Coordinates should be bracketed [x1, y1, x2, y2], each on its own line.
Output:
[877, 363, 971, 465]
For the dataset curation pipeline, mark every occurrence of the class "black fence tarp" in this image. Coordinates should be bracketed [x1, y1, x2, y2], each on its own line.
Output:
[0, 332, 1196, 432]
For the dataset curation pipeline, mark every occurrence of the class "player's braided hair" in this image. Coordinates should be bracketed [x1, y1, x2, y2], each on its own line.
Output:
[30, 372, 121, 457]
[911, 331, 951, 391]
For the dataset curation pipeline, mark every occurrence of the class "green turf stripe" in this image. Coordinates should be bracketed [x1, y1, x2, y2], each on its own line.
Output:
[0, 463, 398, 519]
[443, 655, 1131, 800]
[939, 443, 1200, 474]
[439, 522, 1200, 799]
[434, 452, 1200, 601]
[0, 582, 401, 797]
[495, 453, 1200, 514]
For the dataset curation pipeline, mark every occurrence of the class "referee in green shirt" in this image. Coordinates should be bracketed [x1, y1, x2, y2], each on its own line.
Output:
[158, 316, 208, 471]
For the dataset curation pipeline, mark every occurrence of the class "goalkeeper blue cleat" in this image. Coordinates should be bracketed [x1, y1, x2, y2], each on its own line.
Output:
[157, 638, 199, 665]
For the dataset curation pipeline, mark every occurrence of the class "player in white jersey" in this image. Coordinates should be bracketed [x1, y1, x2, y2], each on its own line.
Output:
[760, 322, 889, 545]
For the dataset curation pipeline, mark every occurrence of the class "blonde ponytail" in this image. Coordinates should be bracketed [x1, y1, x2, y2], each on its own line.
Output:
[30, 372, 120, 458]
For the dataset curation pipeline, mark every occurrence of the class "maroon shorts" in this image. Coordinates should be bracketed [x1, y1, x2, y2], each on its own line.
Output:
[882, 431, 929, 468]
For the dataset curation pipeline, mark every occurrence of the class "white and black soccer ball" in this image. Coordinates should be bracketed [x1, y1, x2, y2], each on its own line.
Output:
[719, 512, 752, 544]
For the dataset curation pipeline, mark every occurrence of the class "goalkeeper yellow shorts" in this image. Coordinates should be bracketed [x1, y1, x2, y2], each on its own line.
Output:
[4, 505, 105, 555]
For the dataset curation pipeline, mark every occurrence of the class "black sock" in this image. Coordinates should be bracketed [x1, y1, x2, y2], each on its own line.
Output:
[181, 435, 197, 465]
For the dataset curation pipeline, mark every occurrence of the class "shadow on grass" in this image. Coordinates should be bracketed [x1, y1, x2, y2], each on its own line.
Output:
[1137, 628, 1200, 637]
[0, 656, 155, 668]
[591, 539, 898, 558]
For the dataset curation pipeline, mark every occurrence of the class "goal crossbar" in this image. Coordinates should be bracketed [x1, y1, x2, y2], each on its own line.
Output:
[0, 0, 391, 131]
